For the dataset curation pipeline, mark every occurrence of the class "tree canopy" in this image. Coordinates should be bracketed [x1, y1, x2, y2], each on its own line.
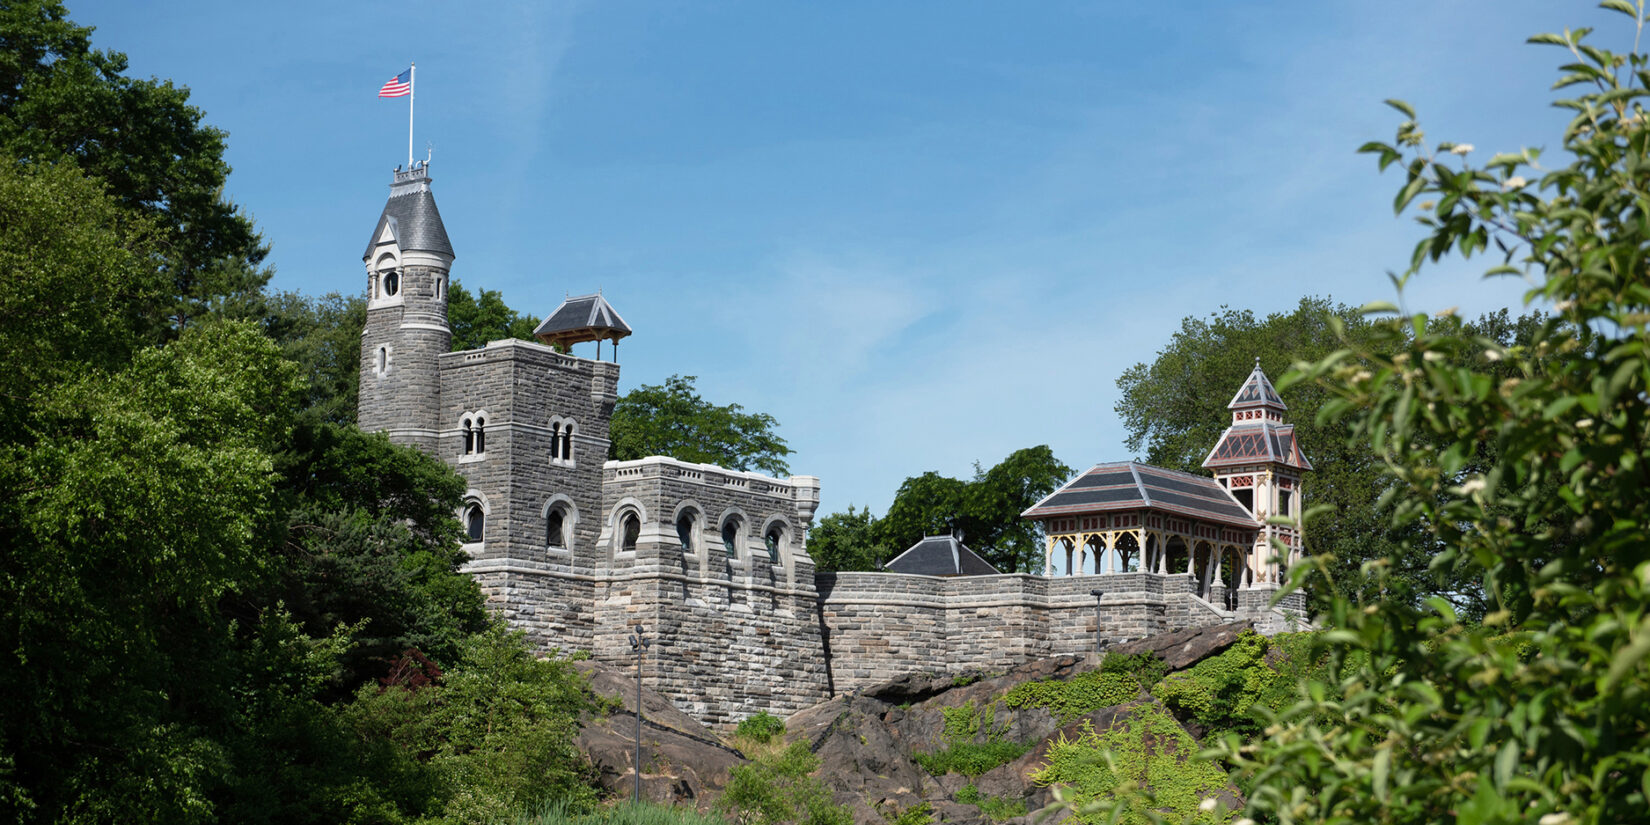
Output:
[609, 374, 793, 475]
[810, 446, 1072, 574]
[0, 0, 267, 329]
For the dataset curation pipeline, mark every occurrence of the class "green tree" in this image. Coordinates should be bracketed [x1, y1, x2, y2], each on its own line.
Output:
[0, 158, 166, 422]
[1194, 15, 1650, 825]
[261, 290, 366, 426]
[866, 446, 1071, 574]
[807, 505, 884, 572]
[447, 279, 538, 351]
[609, 374, 793, 475]
[0, 0, 267, 328]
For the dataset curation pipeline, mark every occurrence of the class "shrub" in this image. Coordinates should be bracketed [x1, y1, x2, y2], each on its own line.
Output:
[735, 711, 787, 744]
[1031, 705, 1234, 825]
[719, 743, 851, 825]
[1097, 651, 1168, 692]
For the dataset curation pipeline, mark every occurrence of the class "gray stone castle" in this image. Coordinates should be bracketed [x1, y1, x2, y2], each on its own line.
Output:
[358, 165, 1309, 726]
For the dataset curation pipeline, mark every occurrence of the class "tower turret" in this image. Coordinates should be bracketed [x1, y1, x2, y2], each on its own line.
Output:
[358, 164, 454, 451]
[1202, 360, 1312, 588]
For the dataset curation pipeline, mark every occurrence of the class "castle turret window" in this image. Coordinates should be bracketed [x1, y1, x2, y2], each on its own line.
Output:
[465, 504, 485, 542]
[621, 512, 640, 553]
[721, 517, 741, 557]
[546, 508, 566, 549]
[764, 525, 783, 563]
[383, 269, 400, 297]
[474, 417, 486, 453]
[560, 423, 574, 463]
[549, 423, 562, 459]
[677, 511, 696, 552]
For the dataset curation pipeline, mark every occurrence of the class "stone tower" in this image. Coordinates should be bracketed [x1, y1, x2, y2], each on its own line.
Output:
[358, 165, 454, 453]
[1202, 361, 1313, 590]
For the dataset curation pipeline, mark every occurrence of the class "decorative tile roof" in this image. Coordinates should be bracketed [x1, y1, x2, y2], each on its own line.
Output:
[1228, 362, 1286, 411]
[533, 293, 633, 348]
[883, 535, 1000, 576]
[363, 166, 453, 260]
[1202, 420, 1314, 471]
[1021, 462, 1258, 528]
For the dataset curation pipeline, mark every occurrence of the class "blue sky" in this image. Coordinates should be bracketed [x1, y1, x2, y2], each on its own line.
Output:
[73, 1, 1614, 518]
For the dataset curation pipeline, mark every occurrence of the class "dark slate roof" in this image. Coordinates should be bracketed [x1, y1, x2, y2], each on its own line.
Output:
[363, 166, 453, 260]
[1021, 462, 1258, 528]
[1228, 363, 1286, 411]
[1202, 421, 1314, 471]
[533, 293, 633, 347]
[883, 535, 1000, 576]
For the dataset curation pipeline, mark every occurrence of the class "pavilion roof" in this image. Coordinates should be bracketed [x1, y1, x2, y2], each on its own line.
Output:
[533, 293, 632, 348]
[1021, 462, 1258, 529]
[883, 535, 1000, 576]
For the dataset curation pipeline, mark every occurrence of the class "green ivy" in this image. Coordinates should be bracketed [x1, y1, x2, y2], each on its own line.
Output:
[1030, 704, 1234, 825]
[916, 699, 1029, 778]
[1150, 630, 1276, 736]
[1002, 670, 1141, 724]
[954, 784, 1028, 821]
[912, 741, 1032, 778]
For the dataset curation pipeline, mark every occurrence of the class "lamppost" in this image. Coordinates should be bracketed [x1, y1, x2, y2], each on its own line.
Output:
[1089, 590, 1105, 654]
[627, 626, 650, 804]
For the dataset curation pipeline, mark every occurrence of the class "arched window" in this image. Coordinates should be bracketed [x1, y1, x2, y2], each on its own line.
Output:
[764, 524, 783, 563]
[621, 512, 641, 553]
[462, 418, 475, 455]
[474, 416, 486, 454]
[383, 269, 400, 297]
[721, 517, 741, 557]
[676, 511, 696, 552]
[560, 423, 574, 463]
[546, 508, 566, 549]
[549, 423, 562, 459]
[465, 503, 485, 542]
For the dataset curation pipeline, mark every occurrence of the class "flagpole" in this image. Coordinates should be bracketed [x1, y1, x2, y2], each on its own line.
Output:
[408, 62, 416, 168]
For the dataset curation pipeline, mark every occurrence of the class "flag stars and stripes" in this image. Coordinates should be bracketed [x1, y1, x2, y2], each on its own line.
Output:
[378, 68, 411, 98]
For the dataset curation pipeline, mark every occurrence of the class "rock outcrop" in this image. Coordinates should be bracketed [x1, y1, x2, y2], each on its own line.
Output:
[574, 622, 1256, 823]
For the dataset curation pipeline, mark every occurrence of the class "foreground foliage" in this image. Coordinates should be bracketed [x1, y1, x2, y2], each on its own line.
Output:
[1033, 705, 1234, 825]
[1192, 10, 1650, 825]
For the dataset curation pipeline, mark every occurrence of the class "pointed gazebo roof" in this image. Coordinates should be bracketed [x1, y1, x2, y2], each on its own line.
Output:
[1227, 360, 1286, 412]
[533, 293, 632, 350]
[1203, 363, 1312, 472]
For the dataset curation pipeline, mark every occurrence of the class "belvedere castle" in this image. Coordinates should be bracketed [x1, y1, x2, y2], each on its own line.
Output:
[358, 165, 1310, 726]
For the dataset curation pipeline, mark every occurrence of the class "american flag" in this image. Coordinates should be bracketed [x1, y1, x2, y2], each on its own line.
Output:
[378, 68, 411, 98]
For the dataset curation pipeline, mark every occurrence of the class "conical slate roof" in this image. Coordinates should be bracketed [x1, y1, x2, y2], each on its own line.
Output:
[363, 166, 453, 260]
[533, 293, 633, 348]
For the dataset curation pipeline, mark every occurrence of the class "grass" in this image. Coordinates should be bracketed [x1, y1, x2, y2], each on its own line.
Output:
[510, 800, 730, 825]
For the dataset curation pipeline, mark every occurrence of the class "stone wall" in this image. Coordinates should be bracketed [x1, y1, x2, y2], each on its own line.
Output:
[816, 571, 1280, 694]
[592, 458, 828, 727]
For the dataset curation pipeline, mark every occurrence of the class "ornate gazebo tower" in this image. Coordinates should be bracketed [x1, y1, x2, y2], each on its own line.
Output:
[1202, 361, 1313, 590]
